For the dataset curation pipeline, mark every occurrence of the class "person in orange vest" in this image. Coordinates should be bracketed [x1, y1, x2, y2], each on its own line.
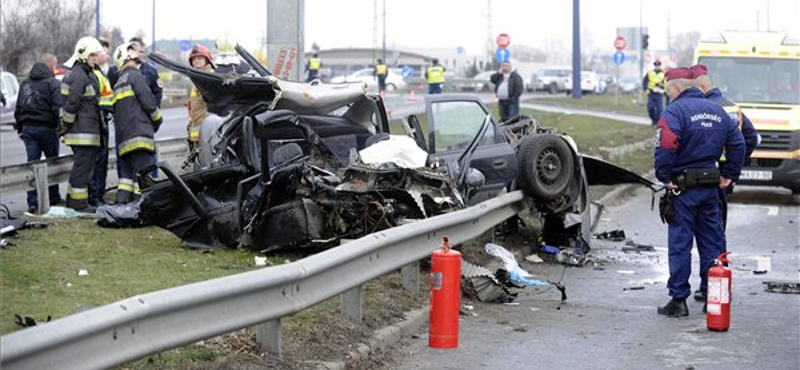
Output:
[186, 44, 215, 154]
[425, 58, 446, 94]
[374, 58, 388, 96]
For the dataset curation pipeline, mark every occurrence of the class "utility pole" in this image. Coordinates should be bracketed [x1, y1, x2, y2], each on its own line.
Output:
[486, 0, 492, 69]
[95, 0, 100, 39]
[571, 0, 581, 99]
[766, 0, 770, 31]
[638, 0, 643, 81]
[382, 0, 386, 63]
[373, 0, 378, 64]
[666, 12, 671, 51]
[151, 0, 156, 53]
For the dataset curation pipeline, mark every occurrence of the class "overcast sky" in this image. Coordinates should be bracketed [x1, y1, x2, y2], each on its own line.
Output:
[97, 0, 799, 54]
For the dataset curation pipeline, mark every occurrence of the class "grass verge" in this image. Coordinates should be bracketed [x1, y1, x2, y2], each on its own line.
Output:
[530, 93, 649, 117]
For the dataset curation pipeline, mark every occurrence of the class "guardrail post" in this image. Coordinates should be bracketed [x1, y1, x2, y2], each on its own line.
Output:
[32, 162, 50, 214]
[256, 319, 282, 359]
[341, 285, 363, 324]
[401, 261, 420, 295]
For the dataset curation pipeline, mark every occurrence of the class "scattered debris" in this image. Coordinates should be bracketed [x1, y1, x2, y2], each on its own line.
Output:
[495, 268, 550, 287]
[96, 201, 147, 228]
[42, 206, 96, 219]
[617, 270, 635, 275]
[762, 281, 800, 294]
[623, 286, 645, 291]
[556, 247, 589, 266]
[734, 254, 772, 274]
[622, 240, 656, 253]
[254, 256, 268, 266]
[503, 302, 520, 306]
[539, 244, 560, 254]
[525, 254, 544, 264]
[461, 260, 517, 303]
[595, 229, 626, 241]
[78, 269, 89, 276]
[485, 243, 535, 278]
[14, 314, 51, 327]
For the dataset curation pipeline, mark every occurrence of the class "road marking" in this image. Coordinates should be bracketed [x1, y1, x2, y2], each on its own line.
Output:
[767, 206, 779, 216]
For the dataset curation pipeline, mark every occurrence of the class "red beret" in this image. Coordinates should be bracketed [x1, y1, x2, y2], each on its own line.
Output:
[665, 67, 693, 82]
[690, 65, 708, 78]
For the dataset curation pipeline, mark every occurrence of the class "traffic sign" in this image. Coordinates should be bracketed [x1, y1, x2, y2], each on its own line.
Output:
[613, 51, 625, 65]
[496, 33, 510, 49]
[495, 48, 510, 63]
[401, 66, 414, 78]
[179, 40, 192, 52]
[614, 36, 626, 51]
[456, 46, 465, 54]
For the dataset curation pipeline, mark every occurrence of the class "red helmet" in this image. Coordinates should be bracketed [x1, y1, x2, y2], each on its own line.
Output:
[189, 44, 214, 67]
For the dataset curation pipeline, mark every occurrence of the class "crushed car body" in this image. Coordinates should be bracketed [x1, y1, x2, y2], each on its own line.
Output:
[141, 47, 655, 252]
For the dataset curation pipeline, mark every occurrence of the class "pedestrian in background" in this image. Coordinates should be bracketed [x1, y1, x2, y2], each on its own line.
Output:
[643, 60, 665, 125]
[111, 42, 162, 204]
[186, 44, 215, 153]
[490, 60, 524, 121]
[425, 58, 446, 94]
[14, 61, 65, 214]
[654, 67, 744, 317]
[60, 36, 105, 212]
[41, 53, 66, 80]
[374, 58, 388, 96]
[305, 52, 321, 82]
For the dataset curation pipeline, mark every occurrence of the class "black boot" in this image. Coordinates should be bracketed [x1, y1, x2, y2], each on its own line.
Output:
[694, 290, 707, 302]
[657, 298, 689, 317]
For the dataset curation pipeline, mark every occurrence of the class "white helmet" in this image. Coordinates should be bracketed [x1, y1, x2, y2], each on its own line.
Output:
[73, 36, 104, 62]
[113, 42, 140, 69]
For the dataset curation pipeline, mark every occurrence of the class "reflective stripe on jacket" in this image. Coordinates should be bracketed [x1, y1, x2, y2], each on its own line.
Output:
[93, 69, 114, 111]
[61, 62, 101, 147]
[113, 66, 160, 156]
[308, 57, 321, 70]
[646, 70, 665, 93]
[427, 66, 445, 84]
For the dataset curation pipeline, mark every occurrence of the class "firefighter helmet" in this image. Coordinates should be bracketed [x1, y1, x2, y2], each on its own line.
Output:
[73, 37, 104, 62]
[189, 44, 214, 67]
[215, 34, 236, 56]
[113, 42, 140, 69]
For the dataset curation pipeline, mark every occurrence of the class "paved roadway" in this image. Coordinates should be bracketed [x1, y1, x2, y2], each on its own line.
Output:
[389, 185, 799, 370]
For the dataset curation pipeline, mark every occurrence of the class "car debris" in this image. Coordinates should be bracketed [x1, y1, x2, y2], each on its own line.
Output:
[140, 47, 655, 252]
[595, 229, 626, 241]
[461, 260, 517, 303]
[555, 247, 589, 266]
[622, 240, 656, 253]
[762, 281, 800, 294]
[623, 286, 645, 291]
[14, 314, 51, 328]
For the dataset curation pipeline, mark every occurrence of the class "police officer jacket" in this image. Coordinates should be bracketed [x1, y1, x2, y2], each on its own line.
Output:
[655, 87, 745, 183]
[139, 61, 163, 108]
[13, 62, 63, 133]
[60, 61, 102, 146]
[705, 88, 759, 160]
[113, 65, 162, 156]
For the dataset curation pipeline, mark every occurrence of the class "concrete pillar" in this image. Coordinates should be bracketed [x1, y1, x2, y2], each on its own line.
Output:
[267, 0, 304, 81]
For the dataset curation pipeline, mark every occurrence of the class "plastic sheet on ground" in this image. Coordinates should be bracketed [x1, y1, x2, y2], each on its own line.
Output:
[42, 206, 97, 219]
[358, 135, 428, 169]
[485, 242, 534, 278]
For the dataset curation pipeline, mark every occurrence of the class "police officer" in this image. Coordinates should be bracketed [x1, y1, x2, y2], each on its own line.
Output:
[374, 58, 388, 96]
[425, 58, 446, 94]
[306, 52, 321, 82]
[689, 64, 759, 302]
[642, 60, 665, 125]
[60, 37, 105, 212]
[187, 44, 215, 153]
[654, 67, 745, 317]
[111, 42, 163, 204]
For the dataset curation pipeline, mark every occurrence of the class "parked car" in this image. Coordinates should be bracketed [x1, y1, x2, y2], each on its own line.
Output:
[329, 68, 407, 91]
[534, 67, 571, 94]
[616, 77, 640, 94]
[565, 71, 600, 95]
[526, 73, 538, 92]
[0, 70, 20, 125]
[145, 49, 652, 252]
[462, 71, 495, 92]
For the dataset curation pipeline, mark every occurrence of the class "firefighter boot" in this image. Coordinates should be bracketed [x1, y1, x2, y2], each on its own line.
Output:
[65, 196, 97, 213]
[657, 298, 689, 317]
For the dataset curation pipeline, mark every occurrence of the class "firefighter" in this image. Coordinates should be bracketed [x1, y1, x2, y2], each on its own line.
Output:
[111, 42, 163, 204]
[425, 58, 446, 94]
[654, 67, 744, 317]
[690, 64, 760, 302]
[89, 41, 115, 207]
[187, 44, 215, 153]
[60, 37, 104, 212]
[306, 52, 321, 82]
[374, 58, 388, 96]
[642, 60, 665, 125]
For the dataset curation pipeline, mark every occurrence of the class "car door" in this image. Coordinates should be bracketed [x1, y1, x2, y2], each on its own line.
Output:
[424, 95, 518, 205]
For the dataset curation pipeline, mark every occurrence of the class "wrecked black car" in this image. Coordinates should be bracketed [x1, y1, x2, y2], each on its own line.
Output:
[141, 47, 653, 252]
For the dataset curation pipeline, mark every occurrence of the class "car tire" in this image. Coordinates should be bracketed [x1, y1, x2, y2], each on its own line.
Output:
[481, 83, 491, 92]
[386, 83, 397, 91]
[548, 83, 558, 95]
[517, 134, 574, 200]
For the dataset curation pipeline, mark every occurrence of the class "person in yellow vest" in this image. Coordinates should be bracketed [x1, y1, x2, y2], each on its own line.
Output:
[306, 52, 321, 82]
[111, 42, 163, 204]
[374, 58, 389, 96]
[642, 60, 665, 125]
[89, 38, 114, 207]
[425, 58, 446, 94]
[186, 44, 215, 153]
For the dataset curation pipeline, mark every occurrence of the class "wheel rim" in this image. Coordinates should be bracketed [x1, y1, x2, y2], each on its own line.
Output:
[536, 149, 563, 185]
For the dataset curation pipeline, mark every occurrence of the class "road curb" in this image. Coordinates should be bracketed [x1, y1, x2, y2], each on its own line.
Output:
[305, 307, 429, 370]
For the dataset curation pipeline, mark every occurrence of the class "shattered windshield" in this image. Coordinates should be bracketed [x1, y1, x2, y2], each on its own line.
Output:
[698, 57, 800, 105]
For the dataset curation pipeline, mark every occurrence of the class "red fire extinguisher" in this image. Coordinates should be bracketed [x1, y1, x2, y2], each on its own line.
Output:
[429, 235, 461, 348]
[707, 252, 732, 332]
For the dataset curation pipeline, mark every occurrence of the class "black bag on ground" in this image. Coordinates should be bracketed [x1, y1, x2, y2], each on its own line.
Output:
[96, 201, 148, 228]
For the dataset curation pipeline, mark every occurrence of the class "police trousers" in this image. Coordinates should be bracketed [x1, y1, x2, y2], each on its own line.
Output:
[647, 93, 663, 125]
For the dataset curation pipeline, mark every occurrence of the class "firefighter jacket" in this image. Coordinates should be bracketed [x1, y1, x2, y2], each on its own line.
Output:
[113, 65, 163, 156]
[654, 87, 745, 183]
[187, 64, 214, 143]
[60, 61, 102, 147]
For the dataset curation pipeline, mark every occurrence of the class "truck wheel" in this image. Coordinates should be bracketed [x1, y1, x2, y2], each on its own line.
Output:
[548, 83, 558, 95]
[517, 135, 574, 200]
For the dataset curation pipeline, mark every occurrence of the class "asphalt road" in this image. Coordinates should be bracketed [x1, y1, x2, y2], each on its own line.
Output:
[389, 185, 800, 370]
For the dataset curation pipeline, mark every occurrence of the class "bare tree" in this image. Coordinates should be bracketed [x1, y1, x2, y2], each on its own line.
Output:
[672, 31, 702, 66]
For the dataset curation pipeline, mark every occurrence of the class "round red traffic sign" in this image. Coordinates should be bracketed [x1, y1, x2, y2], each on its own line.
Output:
[496, 33, 510, 49]
[614, 36, 626, 51]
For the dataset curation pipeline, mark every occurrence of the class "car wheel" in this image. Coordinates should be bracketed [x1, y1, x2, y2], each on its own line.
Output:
[481, 83, 491, 92]
[517, 134, 574, 200]
[386, 83, 397, 91]
[548, 83, 558, 95]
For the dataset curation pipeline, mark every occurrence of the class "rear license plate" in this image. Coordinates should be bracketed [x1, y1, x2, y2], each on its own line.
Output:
[740, 170, 773, 181]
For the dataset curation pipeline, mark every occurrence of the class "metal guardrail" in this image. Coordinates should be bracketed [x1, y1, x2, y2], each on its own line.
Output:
[0, 138, 188, 211]
[0, 190, 526, 370]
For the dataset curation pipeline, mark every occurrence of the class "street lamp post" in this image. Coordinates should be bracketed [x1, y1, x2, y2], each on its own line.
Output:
[152, 0, 156, 53]
[95, 0, 100, 39]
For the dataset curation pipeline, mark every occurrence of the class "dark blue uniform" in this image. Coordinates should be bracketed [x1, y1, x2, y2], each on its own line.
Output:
[655, 87, 745, 300]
